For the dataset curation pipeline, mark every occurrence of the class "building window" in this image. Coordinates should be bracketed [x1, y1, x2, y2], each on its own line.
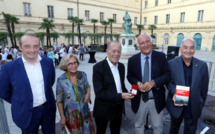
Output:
[166, 14, 170, 24]
[198, 10, 204, 22]
[47, 6, 54, 18]
[155, 0, 158, 6]
[164, 33, 169, 44]
[144, 17, 147, 25]
[23, 3, 31, 16]
[68, 8, 73, 18]
[134, 17, 137, 25]
[154, 16, 158, 24]
[113, 14, 117, 22]
[168, 0, 171, 3]
[180, 12, 185, 23]
[100, 12, 104, 21]
[145, 1, 148, 8]
[85, 10, 90, 21]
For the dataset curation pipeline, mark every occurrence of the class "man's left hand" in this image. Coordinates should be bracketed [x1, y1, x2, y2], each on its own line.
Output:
[142, 81, 155, 92]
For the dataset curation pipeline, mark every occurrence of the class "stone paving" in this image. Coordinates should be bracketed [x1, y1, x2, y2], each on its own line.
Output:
[2, 47, 215, 134]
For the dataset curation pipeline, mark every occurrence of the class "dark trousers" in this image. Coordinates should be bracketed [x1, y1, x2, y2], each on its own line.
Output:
[169, 115, 198, 134]
[21, 103, 55, 134]
[79, 54, 84, 61]
[95, 115, 122, 134]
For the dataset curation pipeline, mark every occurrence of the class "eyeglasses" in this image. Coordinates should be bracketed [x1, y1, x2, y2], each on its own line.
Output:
[67, 61, 78, 67]
[109, 49, 121, 54]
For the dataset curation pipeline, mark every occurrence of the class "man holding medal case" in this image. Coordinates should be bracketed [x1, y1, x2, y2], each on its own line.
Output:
[127, 34, 170, 134]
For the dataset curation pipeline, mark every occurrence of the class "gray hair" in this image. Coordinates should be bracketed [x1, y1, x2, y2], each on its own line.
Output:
[137, 33, 153, 46]
[107, 41, 121, 50]
[180, 38, 196, 47]
[19, 33, 40, 46]
[59, 53, 80, 71]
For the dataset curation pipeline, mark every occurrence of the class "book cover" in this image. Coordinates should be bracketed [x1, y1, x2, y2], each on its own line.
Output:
[175, 85, 190, 106]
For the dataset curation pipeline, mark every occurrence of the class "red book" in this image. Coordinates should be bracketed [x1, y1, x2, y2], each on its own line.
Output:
[131, 85, 138, 96]
[175, 85, 190, 106]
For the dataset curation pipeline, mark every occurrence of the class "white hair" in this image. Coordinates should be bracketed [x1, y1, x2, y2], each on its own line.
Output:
[180, 38, 196, 47]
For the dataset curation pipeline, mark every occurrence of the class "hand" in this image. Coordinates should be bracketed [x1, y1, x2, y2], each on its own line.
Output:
[122, 92, 135, 100]
[59, 115, 66, 125]
[142, 81, 155, 92]
[137, 82, 144, 92]
[84, 93, 90, 104]
[172, 94, 183, 107]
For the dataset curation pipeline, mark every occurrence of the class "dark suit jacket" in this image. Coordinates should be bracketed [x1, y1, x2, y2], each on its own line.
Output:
[166, 56, 209, 119]
[0, 56, 56, 129]
[127, 50, 170, 114]
[93, 59, 127, 120]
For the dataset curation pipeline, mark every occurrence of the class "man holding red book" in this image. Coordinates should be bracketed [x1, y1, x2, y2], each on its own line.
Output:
[167, 38, 209, 134]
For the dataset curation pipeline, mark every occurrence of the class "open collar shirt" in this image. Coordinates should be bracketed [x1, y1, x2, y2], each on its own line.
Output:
[22, 55, 46, 107]
[106, 57, 122, 93]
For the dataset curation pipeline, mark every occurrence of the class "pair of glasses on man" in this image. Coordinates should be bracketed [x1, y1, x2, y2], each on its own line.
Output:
[67, 61, 78, 67]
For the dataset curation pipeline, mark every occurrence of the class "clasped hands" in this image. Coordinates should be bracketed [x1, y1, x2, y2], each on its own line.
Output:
[137, 81, 155, 92]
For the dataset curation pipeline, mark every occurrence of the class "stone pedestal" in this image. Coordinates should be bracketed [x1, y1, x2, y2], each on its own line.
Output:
[120, 33, 136, 53]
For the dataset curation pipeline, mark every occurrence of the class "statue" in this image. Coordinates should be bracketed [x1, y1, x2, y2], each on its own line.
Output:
[123, 12, 133, 34]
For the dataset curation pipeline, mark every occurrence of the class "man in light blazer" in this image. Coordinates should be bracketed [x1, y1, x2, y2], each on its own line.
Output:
[127, 34, 170, 134]
[93, 41, 134, 134]
[167, 38, 209, 134]
[0, 33, 56, 134]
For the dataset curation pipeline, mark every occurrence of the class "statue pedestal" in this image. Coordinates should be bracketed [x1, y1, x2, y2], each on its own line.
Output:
[120, 33, 136, 53]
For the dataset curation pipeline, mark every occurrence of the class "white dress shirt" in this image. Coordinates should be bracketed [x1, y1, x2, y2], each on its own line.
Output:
[22, 55, 46, 107]
[106, 58, 122, 93]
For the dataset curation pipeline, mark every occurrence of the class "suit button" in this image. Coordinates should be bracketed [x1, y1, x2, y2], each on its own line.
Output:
[31, 100, 33, 102]
[30, 109, 33, 111]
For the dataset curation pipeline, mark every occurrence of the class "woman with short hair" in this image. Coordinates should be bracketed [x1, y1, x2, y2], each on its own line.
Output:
[56, 53, 95, 134]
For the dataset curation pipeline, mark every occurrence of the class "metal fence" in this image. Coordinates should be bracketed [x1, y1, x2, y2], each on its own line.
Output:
[206, 61, 215, 96]
[0, 99, 10, 134]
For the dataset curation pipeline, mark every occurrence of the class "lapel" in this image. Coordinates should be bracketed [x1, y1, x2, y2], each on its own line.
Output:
[151, 50, 156, 79]
[40, 57, 47, 93]
[104, 59, 117, 91]
[136, 53, 142, 81]
[191, 57, 198, 90]
[17, 58, 31, 89]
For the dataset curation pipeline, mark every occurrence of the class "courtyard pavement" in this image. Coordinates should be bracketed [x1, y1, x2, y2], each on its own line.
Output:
[2, 47, 215, 134]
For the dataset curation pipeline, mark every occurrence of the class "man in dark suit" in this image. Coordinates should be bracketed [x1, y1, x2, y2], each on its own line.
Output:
[167, 38, 209, 134]
[0, 33, 56, 134]
[127, 34, 170, 134]
[93, 41, 134, 134]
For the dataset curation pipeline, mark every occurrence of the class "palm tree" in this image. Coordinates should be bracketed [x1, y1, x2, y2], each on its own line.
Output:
[10, 16, 19, 47]
[74, 18, 83, 45]
[13, 32, 25, 43]
[35, 32, 46, 47]
[136, 24, 144, 35]
[149, 25, 157, 38]
[0, 32, 8, 47]
[108, 18, 116, 41]
[50, 32, 59, 46]
[62, 32, 76, 45]
[39, 18, 55, 46]
[2, 12, 14, 47]
[68, 16, 78, 45]
[100, 20, 109, 44]
[90, 19, 98, 45]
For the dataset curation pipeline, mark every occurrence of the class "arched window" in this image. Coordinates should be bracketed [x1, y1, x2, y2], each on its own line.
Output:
[152, 33, 157, 44]
[163, 33, 169, 44]
[176, 33, 184, 46]
[211, 36, 215, 52]
[193, 33, 202, 50]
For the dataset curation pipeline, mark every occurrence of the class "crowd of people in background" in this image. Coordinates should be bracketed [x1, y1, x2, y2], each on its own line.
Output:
[0, 42, 86, 69]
